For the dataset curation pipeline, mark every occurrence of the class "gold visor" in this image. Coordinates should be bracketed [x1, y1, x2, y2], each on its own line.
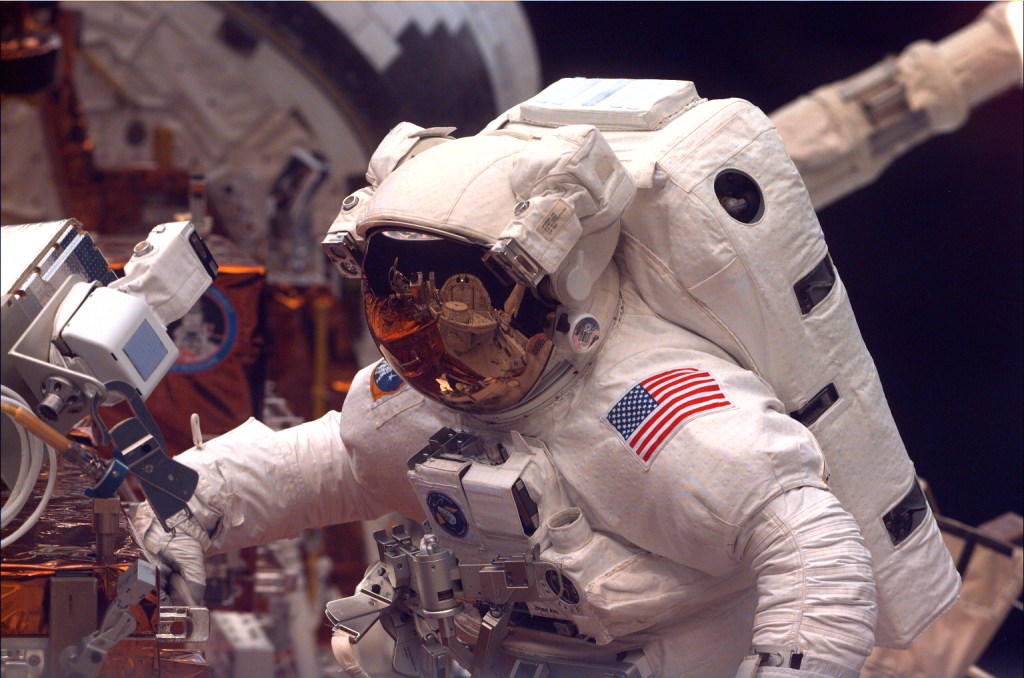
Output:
[362, 229, 555, 413]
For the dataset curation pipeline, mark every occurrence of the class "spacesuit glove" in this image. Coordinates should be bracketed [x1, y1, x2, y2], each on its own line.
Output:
[130, 500, 216, 606]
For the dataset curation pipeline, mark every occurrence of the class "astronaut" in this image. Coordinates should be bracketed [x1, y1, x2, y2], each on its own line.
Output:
[132, 80, 959, 677]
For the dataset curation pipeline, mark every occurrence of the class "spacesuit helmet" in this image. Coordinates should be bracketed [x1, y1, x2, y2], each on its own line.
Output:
[332, 124, 636, 414]
[361, 227, 556, 413]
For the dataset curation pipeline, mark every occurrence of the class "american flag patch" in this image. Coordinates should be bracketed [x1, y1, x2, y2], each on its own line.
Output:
[605, 368, 734, 469]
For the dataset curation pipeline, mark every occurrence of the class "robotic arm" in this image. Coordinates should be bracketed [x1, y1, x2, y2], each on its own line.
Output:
[58, 560, 159, 678]
[772, 2, 1023, 210]
[2, 218, 216, 547]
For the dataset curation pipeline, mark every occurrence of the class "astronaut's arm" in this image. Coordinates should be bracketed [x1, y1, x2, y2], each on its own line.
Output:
[735, 486, 877, 678]
[176, 411, 380, 554]
[188, 411, 385, 557]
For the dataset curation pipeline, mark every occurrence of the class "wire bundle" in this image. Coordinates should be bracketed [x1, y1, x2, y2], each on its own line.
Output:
[1, 384, 58, 549]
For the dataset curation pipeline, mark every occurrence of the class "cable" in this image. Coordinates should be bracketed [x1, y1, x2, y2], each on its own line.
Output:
[1, 386, 42, 528]
[0, 393, 34, 528]
[1, 386, 59, 549]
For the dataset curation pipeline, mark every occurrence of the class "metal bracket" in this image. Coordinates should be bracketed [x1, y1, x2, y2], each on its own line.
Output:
[321, 230, 364, 278]
[8, 275, 107, 433]
[470, 605, 513, 676]
[0, 640, 48, 678]
[93, 384, 198, 529]
[48, 575, 98, 678]
[156, 606, 210, 643]
[59, 561, 157, 678]
[406, 427, 486, 470]
[325, 565, 396, 643]
[485, 238, 544, 288]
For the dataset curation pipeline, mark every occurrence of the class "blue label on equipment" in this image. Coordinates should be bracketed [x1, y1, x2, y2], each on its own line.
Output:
[426, 491, 469, 538]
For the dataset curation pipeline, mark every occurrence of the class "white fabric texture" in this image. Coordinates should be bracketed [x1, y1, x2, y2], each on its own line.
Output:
[738, 488, 877, 675]
[500, 124, 636, 282]
[147, 81, 931, 674]
[494, 82, 959, 647]
[165, 275, 874, 676]
[365, 122, 434, 187]
[757, 662, 857, 678]
[109, 221, 210, 326]
[357, 129, 634, 306]
[357, 132, 525, 244]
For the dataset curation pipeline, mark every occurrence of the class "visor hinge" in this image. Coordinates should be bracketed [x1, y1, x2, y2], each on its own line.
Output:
[321, 231, 364, 278]
[485, 238, 544, 288]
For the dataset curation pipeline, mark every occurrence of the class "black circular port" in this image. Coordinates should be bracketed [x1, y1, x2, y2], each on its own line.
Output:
[126, 120, 147, 146]
[714, 169, 764, 224]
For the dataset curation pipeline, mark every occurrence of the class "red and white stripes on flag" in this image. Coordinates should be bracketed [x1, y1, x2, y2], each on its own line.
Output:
[605, 368, 734, 469]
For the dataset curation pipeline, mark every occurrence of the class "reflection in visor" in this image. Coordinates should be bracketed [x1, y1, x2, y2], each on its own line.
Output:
[362, 231, 553, 413]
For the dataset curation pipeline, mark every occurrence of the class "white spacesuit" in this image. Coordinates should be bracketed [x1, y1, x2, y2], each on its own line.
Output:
[134, 80, 960, 677]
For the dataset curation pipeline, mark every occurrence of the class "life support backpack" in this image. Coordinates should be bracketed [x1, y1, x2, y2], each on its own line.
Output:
[480, 78, 960, 648]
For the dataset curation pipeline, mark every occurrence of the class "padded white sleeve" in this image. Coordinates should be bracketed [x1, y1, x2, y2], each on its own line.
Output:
[738, 486, 877, 676]
[173, 413, 380, 555]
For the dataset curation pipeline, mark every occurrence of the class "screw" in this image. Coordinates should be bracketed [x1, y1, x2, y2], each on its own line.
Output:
[423, 533, 440, 554]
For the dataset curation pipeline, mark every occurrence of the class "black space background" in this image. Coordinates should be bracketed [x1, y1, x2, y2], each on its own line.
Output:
[521, 2, 1022, 670]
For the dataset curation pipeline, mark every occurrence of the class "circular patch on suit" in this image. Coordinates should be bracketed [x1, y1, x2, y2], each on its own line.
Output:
[570, 316, 600, 352]
[426, 491, 469, 538]
[373, 361, 405, 392]
[544, 569, 580, 605]
[168, 286, 237, 373]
